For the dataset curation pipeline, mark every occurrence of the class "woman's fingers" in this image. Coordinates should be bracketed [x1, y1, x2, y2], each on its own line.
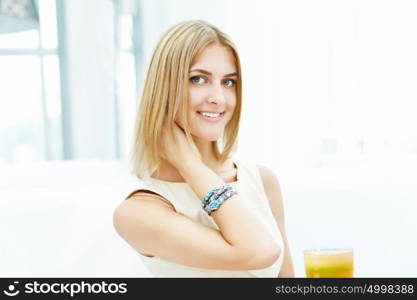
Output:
[161, 119, 182, 163]
[160, 118, 202, 166]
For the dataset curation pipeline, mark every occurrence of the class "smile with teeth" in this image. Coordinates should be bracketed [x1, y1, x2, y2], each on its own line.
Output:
[200, 112, 221, 117]
[197, 111, 225, 121]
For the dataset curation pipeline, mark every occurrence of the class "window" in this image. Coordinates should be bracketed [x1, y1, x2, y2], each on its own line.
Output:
[0, 0, 144, 164]
[0, 0, 63, 163]
[113, 1, 143, 161]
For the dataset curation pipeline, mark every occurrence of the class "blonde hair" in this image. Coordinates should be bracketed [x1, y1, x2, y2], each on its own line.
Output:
[129, 20, 242, 179]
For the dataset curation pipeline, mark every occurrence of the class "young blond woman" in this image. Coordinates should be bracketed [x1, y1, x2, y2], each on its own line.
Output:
[113, 20, 294, 277]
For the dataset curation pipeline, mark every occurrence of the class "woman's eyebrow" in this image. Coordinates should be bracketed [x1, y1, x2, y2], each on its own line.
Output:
[190, 68, 237, 77]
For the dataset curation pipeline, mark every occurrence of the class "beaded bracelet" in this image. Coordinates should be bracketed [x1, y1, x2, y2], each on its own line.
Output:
[204, 186, 237, 215]
[202, 184, 238, 216]
[202, 184, 232, 207]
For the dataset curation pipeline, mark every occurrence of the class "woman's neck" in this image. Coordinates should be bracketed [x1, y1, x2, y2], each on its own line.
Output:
[152, 138, 234, 182]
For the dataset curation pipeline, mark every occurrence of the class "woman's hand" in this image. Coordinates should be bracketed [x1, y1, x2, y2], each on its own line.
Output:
[160, 119, 202, 170]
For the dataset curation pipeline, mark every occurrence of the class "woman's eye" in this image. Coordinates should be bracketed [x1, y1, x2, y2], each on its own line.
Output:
[190, 76, 205, 84]
[223, 79, 235, 87]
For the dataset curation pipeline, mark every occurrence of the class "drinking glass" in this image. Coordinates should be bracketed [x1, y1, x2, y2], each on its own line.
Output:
[303, 247, 354, 278]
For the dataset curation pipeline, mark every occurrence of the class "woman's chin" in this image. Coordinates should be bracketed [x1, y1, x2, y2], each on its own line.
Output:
[193, 132, 222, 142]
[203, 136, 221, 142]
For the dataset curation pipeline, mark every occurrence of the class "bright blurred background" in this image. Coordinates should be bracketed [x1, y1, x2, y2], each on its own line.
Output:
[1, 0, 416, 277]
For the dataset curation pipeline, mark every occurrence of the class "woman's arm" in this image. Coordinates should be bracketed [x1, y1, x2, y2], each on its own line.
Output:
[258, 165, 295, 277]
[178, 161, 281, 265]
[113, 161, 281, 271]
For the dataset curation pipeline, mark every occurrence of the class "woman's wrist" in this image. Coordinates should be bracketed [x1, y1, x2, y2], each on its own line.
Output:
[176, 158, 205, 175]
[177, 161, 225, 201]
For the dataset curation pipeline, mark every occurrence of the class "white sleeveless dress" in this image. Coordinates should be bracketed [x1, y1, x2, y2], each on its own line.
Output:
[124, 161, 285, 277]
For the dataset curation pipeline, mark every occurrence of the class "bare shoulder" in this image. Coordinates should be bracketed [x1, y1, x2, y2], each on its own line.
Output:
[124, 190, 174, 208]
[112, 193, 176, 257]
[257, 164, 281, 192]
[113, 194, 175, 240]
[256, 164, 286, 225]
[257, 165, 294, 277]
[113, 193, 175, 227]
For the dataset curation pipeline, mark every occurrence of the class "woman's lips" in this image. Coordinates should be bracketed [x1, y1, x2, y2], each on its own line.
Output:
[196, 111, 224, 122]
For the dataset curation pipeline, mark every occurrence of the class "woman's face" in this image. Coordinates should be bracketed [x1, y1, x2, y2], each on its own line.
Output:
[176, 43, 237, 141]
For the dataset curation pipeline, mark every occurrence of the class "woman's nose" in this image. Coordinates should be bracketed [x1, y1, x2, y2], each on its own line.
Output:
[207, 84, 226, 104]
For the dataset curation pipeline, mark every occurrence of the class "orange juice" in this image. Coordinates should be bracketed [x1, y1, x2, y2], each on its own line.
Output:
[304, 248, 354, 278]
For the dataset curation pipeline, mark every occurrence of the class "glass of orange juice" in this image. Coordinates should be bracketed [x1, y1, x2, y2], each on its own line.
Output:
[303, 248, 354, 278]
